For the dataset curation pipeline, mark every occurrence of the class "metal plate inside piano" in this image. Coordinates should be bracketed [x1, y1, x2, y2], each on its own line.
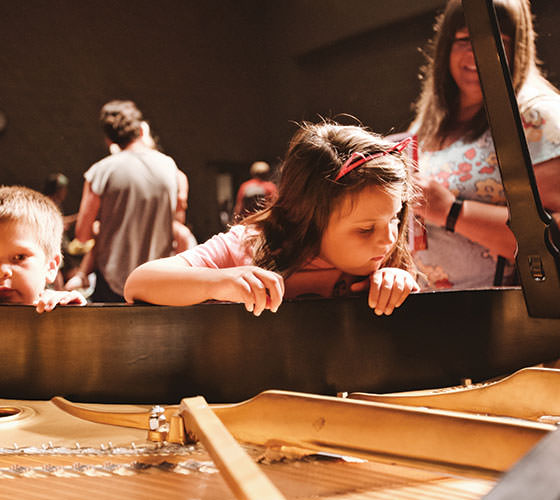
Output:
[0, 398, 495, 499]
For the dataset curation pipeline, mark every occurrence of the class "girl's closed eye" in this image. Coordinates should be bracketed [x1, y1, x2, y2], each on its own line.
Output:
[357, 216, 400, 235]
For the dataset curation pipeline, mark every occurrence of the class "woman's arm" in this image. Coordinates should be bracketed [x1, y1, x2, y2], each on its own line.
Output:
[124, 256, 285, 316]
[414, 176, 517, 260]
[453, 200, 517, 260]
[534, 157, 560, 213]
[416, 154, 560, 261]
[75, 181, 101, 242]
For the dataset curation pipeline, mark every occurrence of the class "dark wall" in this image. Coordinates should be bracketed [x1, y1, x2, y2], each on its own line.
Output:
[0, 1, 558, 241]
[0, 0, 271, 240]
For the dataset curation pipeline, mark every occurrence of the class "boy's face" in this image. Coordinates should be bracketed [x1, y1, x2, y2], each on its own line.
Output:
[0, 220, 60, 304]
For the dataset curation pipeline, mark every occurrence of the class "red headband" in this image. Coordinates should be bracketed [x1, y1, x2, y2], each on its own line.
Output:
[334, 136, 412, 181]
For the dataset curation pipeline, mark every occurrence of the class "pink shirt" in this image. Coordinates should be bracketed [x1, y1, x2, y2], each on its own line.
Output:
[178, 225, 362, 299]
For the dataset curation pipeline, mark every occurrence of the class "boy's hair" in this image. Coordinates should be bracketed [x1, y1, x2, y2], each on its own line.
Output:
[413, 0, 558, 149]
[0, 185, 63, 259]
[243, 121, 416, 277]
[99, 100, 144, 149]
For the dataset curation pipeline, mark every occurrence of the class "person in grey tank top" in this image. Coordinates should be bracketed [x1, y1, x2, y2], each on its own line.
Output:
[74, 100, 185, 302]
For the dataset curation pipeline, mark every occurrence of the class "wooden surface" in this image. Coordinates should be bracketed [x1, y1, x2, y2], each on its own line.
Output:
[0, 397, 495, 500]
[2, 288, 560, 404]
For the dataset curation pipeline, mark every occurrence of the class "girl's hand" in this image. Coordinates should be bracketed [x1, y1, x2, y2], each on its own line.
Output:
[34, 289, 87, 314]
[352, 268, 419, 316]
[215, 266, 285, 316]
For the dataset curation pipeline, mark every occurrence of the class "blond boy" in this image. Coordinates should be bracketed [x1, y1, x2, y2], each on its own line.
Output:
[0, 185, 86, 312]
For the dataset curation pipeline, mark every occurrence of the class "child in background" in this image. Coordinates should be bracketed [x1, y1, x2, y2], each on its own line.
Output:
[0, 186, 87, 313]
[124, 121, 419, 316]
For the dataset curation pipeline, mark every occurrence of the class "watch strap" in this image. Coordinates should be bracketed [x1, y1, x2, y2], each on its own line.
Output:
[445, 199, 464, 232]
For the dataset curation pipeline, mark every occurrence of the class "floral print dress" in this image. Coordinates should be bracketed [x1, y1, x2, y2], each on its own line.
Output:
[413, 92, 560, 290]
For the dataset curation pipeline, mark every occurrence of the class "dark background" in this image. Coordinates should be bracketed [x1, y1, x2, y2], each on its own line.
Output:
[0, 0, 557, 242]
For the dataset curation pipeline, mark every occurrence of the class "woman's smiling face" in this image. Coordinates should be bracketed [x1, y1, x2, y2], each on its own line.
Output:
[449, 27, 513, 108]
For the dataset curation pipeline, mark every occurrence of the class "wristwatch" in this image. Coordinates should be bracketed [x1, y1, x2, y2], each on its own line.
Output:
[445, 199, 464, 232]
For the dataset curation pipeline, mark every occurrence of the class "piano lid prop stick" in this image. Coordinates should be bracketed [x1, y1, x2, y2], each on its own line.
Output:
[179, 396, 286, 500]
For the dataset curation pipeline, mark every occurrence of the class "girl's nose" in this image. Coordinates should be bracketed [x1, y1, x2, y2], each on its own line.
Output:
[376, 223, 397, 247]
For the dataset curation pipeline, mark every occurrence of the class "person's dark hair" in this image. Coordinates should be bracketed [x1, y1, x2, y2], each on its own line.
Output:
[99, 100, 143, 149]
[42, 173, 69, 198]
[242, 121, 416, 278]
[413, 0, 557, 149]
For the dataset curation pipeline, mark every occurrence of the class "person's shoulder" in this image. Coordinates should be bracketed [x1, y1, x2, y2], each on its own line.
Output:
[520, 87, 560, 117]
[227, 224, 259, 240]
[142, 148, 175, 161]
[239, 178, 256, 189]
[143, 149, 179, 170]
[521, 93, 560, 145]
[85, 153, 122, 177]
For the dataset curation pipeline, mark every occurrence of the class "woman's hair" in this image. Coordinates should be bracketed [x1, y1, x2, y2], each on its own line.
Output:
[99, 100, 143, 149]
[413, 0, 557, 149]
[0, 185, 63, 259]
[242, 121, 416, 277]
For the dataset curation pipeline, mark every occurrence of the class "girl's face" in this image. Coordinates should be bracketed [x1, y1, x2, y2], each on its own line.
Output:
[0, 220, 59, 304]
[319, 185, 402, 276]
[449, 27, 513, 108]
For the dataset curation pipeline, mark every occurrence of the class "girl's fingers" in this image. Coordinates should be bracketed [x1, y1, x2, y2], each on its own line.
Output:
[368, 273, 382, 310]
[378, 274, 404, 315]
[259, 272, 284, 313]
[246, 275, 268, 317]
[394, 276, 419, 308]
[240, 270, 283, 316]
[249, 270, 284, 315]
[374, 273, 399, 315]
[240, 284, 256, 313]
[222, 267, 283, 316]
[369, 269, 419, 316]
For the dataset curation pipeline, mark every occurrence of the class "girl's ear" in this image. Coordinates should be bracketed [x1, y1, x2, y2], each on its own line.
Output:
[45, 253, 62, 284]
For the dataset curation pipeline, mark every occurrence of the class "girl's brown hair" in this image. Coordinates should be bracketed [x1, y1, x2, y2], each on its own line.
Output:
[413, 0, 557, 150]
[242, 121, 416, 278]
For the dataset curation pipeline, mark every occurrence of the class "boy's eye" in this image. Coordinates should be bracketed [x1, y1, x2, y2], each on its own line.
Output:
[12, 254, 27, 263]
[358, 226, 375, 234]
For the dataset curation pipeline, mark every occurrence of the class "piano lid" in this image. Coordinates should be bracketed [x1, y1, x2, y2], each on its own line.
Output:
[462, 0, 560, 318]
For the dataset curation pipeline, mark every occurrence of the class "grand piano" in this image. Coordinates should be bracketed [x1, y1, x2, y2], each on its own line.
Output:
[1, 0, 559, 498]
